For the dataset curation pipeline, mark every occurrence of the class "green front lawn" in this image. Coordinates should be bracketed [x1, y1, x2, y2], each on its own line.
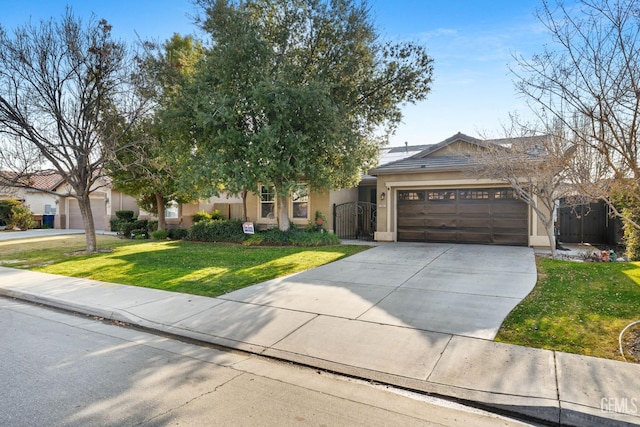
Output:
[496, 257, 640, 362]
[0, 235, 369, 297]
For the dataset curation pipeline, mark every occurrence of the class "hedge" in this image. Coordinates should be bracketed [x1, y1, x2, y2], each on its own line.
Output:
[243, 228, 340, 247]
[187, 219, 246, 243]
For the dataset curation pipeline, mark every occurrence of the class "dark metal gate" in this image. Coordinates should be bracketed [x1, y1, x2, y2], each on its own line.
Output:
[558, 200, 622, 244]
[333, 202, 377, 241]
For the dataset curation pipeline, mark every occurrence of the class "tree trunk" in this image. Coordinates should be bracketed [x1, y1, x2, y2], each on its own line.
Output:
[543, 219, 557, 259]
[77, 194, 97, 253]
[241, 187, 248, 222]
[155, 192, 166, 231]
[277, 195, 290, 231]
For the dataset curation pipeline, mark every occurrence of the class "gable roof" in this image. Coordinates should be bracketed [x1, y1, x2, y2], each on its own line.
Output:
[368, 132, 550, 176]
[360, 143, 434, 184]
[409, 132, 484, 159]
[368, 132, 485, 175]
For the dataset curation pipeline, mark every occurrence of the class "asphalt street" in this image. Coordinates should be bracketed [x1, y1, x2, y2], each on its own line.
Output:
[0, 297, 538, 426]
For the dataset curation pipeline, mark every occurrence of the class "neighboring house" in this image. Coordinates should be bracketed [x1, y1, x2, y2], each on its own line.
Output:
[369, 132, 551, 247]
[0, 172, 64, 227]
[0, 171, 139, 230]
[139, 194, 246, 229]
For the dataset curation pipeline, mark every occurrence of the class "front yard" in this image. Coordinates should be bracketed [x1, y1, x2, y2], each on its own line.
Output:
[0, 235, 368, 297]
[2, 234, 639, 362]
[496, 257, 640, 362]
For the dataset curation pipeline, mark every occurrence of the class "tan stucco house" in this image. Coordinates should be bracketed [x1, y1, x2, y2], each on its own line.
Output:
[164, 132, 552, 248]
[369, 133, 550, 247]
[0, 171, 139, 230]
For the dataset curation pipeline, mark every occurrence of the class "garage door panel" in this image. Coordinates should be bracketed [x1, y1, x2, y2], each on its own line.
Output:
[424, 206, 457, 215]
[398, 220, 424, 228]
[397, 188, 528, 246]
[68, 198, 105, 230]
[425, 229, 457, 241]
[493, 233, 528, 245]
[457, 231, 492, 244]
[398, 230, 427, 241]
[493, 203, 527, 215]
[425, 217, 457, 228]
[398, 213, 423, 225]
[493, 218, 527, 229]
[458, 204, 491, 215]
[457, 218, 491, 228]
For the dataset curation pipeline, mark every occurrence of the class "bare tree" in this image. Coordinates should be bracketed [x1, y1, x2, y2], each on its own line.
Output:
[513, 0, 640, 227]
[473, 118, 576, 258]
[0, 9, 150, 252]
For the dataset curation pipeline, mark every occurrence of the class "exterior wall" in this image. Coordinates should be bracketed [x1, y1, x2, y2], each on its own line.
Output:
[107, 190, 140, 218]
[429, 141, 483, 157]
[179, 202, 204, 228]
[329, 188, 358, 206]
[529, 194, 553, 247]
[358, 185, 376, 203]
[239, 186, 359, 232]
[245, 188, 332, 229]
[22, 191, 59, 215]
[52, 192, 67, 230]
[373, 169, 548, 248]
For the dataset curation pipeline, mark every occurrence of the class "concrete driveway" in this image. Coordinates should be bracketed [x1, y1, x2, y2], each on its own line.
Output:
[222, 242, 537, 340]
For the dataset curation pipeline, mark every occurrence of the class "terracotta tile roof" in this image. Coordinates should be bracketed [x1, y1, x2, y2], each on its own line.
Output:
[0, 171, 65, 191]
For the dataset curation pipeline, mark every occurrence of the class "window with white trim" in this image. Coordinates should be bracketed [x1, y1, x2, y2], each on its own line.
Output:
[260, 185, 275, 219]
[291, 184, 309, 219]
[165, 201, 179, 218]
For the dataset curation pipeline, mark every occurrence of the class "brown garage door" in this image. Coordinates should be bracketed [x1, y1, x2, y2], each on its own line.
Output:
[397, 188, 528, 246]
[68, 198, 105, 230]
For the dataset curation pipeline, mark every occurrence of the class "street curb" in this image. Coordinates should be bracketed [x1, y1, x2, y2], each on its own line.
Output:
[3, 288, 639, 426]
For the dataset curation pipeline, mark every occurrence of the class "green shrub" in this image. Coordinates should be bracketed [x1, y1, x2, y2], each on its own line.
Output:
[191, 211, 212, 223]
[0, 199, 22, 225]
[167, 227, 188, 240]
[211, 209, 224, 220]
[115, 210, 135, 221]
[243, 228, 340, 247]
[131, 228, 148, 239]
[10, 204, 35, 230]
[243, 228, 291, 246]
[187, 219, 246, 243]
[117, 219, 148, 238]
[147, 220, 158, 232]
[151, 229, 169, 240]
[623, 207, 640, 260]
[110, 218, 125, 232]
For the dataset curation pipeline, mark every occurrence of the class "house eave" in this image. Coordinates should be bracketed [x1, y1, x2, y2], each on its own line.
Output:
[369, 165, 475, 176]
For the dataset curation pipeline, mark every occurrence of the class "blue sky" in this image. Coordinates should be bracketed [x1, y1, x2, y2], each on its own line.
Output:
[1, 0, 551, 146]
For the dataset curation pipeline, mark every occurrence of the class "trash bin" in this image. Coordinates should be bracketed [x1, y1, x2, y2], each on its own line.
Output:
[42, 214, 55, 228]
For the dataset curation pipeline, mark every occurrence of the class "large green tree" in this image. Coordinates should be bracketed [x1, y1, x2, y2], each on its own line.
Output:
[177, 0, 434, 229]
[109, 34, 204, 230]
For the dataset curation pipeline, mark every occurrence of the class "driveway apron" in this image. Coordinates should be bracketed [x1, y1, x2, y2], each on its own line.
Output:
[222, 242, 537, 340]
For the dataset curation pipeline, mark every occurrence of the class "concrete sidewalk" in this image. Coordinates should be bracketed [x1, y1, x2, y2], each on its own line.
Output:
[0, 246, 639, 426]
